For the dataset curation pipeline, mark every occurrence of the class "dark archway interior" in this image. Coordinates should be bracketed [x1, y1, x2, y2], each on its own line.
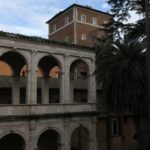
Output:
[0, 51, 26, 76]
[70, 59, 88, 80]
[71, 126, 90, 150]
[37, 56, 60, 104]
[37, 129, 60, 150]
[38, 56, 59, 77]
[70, 60, 88, 103]
[0, 52, 27, 104]
[0, 133, 26, 150]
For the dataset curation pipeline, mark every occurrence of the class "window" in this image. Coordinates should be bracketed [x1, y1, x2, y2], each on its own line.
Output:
[65, 17, 69, 25]
[92, 18, 97, 25]
[111, 119, 119, 136]
[49, 25, 51, 33]
[91, 34, 96, 43]
[65, 35, 69, 42]
[53, 24, 56, 32]
[103, 20, 108, 24]
[81, 14, 86, 22]
[81, 34, 86, 40]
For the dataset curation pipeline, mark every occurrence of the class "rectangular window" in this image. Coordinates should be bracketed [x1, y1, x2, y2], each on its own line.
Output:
[92, 18, 97, 25]
[49, 25, 51, 33]
[81, 34, 86, 40]
[81, 14, 86, 22]
[91, 34, 96, 43]
[111, 119, 119, 136]
[53, 24, 56, 32]
[103, 20, 108, 24]
[65, 35, 69, 42]
[65, 17, 69, 25]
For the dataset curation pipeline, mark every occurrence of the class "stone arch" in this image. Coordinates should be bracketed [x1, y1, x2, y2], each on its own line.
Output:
[70, 58, 89, 103]
[69, 58, 90, 75]
[70, 125, 91, 150]
[36, 127, 63, 141]
[35, 53, 62, 73]
[36, 54, 62, 104]
[0, 50, 27, 75]
[38, 55, 61, 77]
[0, 49, 30, 77]
[36, 127, 62, 150]
[0, 50, 28, 104]
[69, 124, 92, 141]
[0, 131, 27, 150]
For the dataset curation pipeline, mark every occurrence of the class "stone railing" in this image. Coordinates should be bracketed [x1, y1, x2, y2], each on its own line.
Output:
[0, 103, 97, 117]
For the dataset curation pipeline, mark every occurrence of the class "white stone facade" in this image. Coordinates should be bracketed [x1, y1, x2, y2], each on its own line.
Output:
[0, 35, 97, 150]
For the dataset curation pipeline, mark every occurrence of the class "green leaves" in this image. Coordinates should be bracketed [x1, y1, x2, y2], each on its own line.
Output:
[106, 0, 146, 40]
[95, 38, 147, 113]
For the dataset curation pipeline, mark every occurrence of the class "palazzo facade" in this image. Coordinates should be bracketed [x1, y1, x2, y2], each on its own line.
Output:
[0, 32, 97, 150]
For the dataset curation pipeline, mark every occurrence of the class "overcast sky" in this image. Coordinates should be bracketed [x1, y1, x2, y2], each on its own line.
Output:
[0, 0, 141, 38]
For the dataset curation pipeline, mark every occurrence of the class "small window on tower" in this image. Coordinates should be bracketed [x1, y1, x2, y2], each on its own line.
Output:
[65, 17, 69, 25]
[81, 34, 86, 40]
[103, 20, 108, 24]
[53, 24, 56, 32]
[65, 35, 69, 42]
[81, 14, 86, 22]
[92, 18, 97, 25]
[91, 34, 96, 43]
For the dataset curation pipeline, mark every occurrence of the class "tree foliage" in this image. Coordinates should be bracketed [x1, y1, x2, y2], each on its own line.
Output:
[95, 38, 147, 114]
[106, 0, 148, 39]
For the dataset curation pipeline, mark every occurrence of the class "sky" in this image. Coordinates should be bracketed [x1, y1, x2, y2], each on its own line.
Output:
[0, 0, 141, 38]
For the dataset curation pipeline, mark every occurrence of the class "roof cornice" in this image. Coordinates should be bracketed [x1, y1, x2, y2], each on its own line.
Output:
[46, 3, 112, 23]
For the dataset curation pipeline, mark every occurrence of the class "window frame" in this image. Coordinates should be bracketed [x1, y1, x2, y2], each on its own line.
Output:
[111, 119, 119, 136]
[92, 18, 97, 25]
[103, 20, 108, 24]
[65, 35, 69, 42]
[81, 14, 86, 22]
[81, 34, 87, 41]
[65, 17, 69, 25]
[52, 24, 56, 32]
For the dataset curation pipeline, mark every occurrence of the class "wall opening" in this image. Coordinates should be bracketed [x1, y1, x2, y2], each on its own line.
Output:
[71, 126, 90, 150]
[37, 56, 61, 104]
[0, 133, 26, 150]
[37, 129, 61, 150]
[70, 59, 89, 103]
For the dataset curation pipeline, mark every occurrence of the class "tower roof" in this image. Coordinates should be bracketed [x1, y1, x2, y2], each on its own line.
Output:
[46, 3, 111, 23]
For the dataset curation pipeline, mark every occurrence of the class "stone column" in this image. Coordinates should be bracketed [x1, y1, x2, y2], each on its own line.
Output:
[88, 59, 96, 103]
[12, 76, 20, 104]
[28, 120, 36, 150]
[41, 77, 49, 104]
[63, 120, 70, 150]
[26, 51, 37, 104]
[59, 71, 64, 103]
[70, 79, 74, 102]
[63, 54, 71, 104]
[88, 74, 96, 103]
[90, 119, 98, 150]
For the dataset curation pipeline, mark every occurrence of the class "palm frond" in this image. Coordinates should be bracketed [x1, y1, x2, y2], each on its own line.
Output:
[95, 38, 146, 113]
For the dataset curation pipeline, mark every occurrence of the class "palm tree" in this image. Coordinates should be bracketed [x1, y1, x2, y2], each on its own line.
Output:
[95, 37, 149, 150]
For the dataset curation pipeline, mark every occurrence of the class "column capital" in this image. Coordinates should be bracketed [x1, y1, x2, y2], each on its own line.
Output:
[59, 71, 65, 75]
[31, 49, 37, 54]
[64, 54, 70, 59]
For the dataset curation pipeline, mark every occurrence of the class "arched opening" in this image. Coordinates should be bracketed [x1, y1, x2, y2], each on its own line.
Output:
[0, 133, 26, 150]
[70, 126, 90, 150]
[37, 129, 61, 150]
[70, 59, 89, 103]
[0, 61, 12, 104]
[0, 51, 27, 104]
[37, 55, 61, 104]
